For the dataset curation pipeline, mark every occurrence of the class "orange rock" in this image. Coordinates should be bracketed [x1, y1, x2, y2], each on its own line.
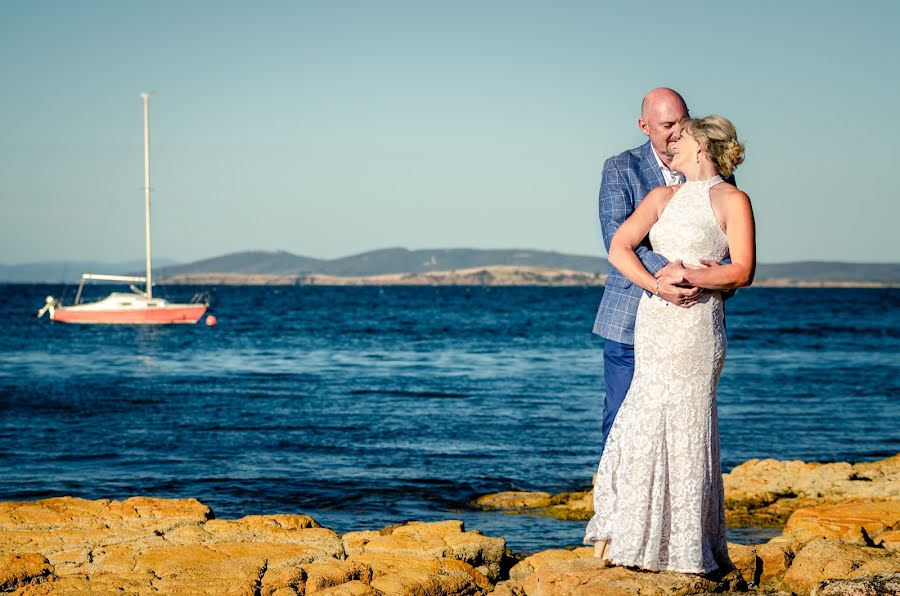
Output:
[259, 562, 305, 595]
[12, 573, 156, 595]
[507, 546, 593, 581]
[876, 529, 900, 551]
[781, 538, 900, 595]
[496, 556, 746, 595]
[0, 496, 211, 529]
[723, 455, 900, 527]
[0, 553, 54, 592]
[314, 580, 379, 595]
[543, 492, 593, 521]
[203, 520, 344, 558]
[470, 491, 552, 510]
[473, 454, 900, 525]
[302, 560, 372, 593]
[0, 497, 523, 594]
[352, 553, 491, 593]
[345, 520, 505, 582]
[754, 541, 794, 585]
[133, 542, 275, 593]
[783, 500, 900, 547]
[341, 530, 381, 557]
[815, 572, 900, 595]
[725, 542, 758, 585]
[724, 540, 795, 587]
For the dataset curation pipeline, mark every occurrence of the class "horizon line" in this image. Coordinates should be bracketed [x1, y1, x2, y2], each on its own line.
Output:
[3, 247, 899, 268]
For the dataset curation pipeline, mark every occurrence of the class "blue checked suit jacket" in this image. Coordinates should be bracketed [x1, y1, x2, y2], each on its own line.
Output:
[592, 140, 734, 343]
[592, 141, 675, 344]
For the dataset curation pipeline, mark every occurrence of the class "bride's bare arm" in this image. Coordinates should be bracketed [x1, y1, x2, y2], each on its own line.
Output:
[684, 188, 756, 290]
[608, 187, 672, 295]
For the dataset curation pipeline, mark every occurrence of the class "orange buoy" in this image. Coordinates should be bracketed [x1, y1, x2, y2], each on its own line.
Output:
[205, 315, 217, 326]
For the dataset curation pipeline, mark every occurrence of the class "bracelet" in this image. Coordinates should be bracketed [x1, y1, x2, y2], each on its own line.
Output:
[655, 278, 660, 296]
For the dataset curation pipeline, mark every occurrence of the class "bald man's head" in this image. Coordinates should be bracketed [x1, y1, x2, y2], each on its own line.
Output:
[639, 88, 689, 167]
[641, 88, 687, 119]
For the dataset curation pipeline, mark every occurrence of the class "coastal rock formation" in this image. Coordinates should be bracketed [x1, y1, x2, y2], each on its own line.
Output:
[707, 504, 900, 593]
[492, 547, 747, 595]
[471, 491, 592, 521]
[161, 266, 608, 287]
[780, 539, 900, 594]
[3, 455, 900, 595]
[469, 492, 551, 511]
[341, 519, 504, 587]
[877, 530, 900, 551]
[814, 572, 900, 595]
[723, 454, 900, 527]
[781, 501, 900, 548]
[726, 541, 795, 587]
[0, 498, 500, 595]
[0, 554, 53, 592]
[467, 456, 900, 594]
[489, 535, 900, 595]
[469, 454, 900, 527]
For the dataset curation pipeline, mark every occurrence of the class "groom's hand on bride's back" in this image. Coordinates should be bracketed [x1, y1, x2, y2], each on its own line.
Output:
[655, 261, 702, 308]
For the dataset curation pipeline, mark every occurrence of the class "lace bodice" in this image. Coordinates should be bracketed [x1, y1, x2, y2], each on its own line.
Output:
[650, 176, 729, 266]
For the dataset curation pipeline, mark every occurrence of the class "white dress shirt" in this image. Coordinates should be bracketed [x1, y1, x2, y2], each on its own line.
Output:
[650, 146, 684, 186]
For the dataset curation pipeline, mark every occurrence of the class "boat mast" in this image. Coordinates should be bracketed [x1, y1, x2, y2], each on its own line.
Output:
[141, 92, 152, 298]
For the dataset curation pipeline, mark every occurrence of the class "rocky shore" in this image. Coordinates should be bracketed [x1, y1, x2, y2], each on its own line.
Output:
[2, 455, 898, 595]
[472, 454, 900, 527]
[160, 266, 607, 287]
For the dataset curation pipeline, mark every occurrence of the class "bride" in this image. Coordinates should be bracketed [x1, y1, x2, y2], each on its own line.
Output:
[583, 115, 756, 574]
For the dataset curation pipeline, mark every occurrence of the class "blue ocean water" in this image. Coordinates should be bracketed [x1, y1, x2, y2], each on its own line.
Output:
[1, 284, 898, 553]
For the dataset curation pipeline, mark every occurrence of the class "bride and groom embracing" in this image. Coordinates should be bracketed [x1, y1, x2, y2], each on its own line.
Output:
[583, 88, 756, 574]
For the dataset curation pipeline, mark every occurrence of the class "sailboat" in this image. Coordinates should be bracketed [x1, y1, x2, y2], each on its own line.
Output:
[37, 93, 209, 325]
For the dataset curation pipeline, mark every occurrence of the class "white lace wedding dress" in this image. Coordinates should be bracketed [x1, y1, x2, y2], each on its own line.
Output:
[584, 176, 733, 574]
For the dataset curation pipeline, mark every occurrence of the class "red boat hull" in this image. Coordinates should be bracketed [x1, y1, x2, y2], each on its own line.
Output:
[51, 305, 207, 325]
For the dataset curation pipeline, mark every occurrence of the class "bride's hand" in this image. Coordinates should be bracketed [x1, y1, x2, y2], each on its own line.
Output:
[654, 260, 702, 307]
[657, 276, 701, 307]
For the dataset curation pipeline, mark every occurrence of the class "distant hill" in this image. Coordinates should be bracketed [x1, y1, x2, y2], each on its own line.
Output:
[753, 261, 900, 283]
[155, 247, 609, 278]
[2, 249, 898, 286]
[157, 250, 325, 276]
[156, 249, 900, 284]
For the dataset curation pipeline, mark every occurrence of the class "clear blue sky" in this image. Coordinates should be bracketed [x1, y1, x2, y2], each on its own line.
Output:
[2, 1, 898, 264]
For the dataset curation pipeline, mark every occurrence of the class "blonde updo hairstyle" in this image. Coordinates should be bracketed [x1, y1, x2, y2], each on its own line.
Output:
[680, 115, 745, 178]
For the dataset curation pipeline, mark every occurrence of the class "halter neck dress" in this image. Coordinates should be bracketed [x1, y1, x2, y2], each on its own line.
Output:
[584, 176, 733, 574]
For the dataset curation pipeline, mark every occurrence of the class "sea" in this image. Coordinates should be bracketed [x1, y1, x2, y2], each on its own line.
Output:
[1, 284, 898, 553]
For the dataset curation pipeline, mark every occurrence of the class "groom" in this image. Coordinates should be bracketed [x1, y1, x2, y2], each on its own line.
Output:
[592, 87, 704, 453]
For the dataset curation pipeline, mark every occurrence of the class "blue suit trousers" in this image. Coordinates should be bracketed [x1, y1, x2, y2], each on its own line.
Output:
[600, 339, 635, 454]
